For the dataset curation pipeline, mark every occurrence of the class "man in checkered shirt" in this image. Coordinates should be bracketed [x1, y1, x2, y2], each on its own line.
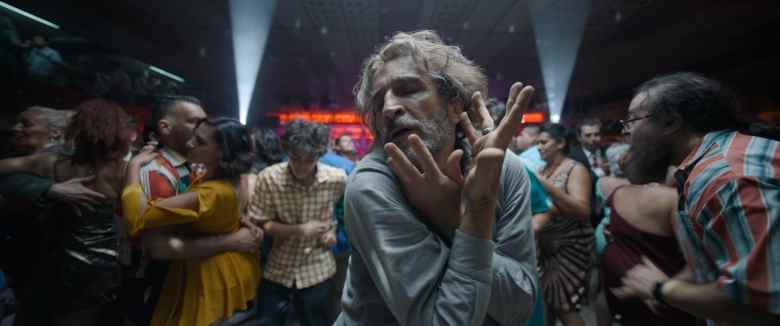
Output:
[248, 119, 347, 326]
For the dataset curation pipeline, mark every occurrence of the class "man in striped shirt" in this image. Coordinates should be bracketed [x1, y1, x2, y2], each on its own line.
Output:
[613, 72, 780, 325]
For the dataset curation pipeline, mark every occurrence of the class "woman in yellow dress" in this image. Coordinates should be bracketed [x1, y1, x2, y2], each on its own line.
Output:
[122, 117, 261, 326]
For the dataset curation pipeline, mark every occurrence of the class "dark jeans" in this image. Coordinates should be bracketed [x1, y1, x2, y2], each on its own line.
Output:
[330, 253, 350, 316]
[256, 278, 334, 326]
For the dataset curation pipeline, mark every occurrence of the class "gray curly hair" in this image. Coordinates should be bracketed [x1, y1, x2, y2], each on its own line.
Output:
[354, 30, 487, 137]
[26, 106, 73, 131]
[25, 106, 74, 143]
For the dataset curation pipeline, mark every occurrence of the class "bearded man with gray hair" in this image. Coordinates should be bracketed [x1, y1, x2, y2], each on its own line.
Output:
[336, 30, 538, 326]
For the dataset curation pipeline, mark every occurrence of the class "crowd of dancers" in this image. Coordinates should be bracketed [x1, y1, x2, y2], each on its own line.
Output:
[1, 30, 778, 326]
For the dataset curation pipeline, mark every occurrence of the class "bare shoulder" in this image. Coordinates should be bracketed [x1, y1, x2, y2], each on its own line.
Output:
[597, 176, 630, 197]
[567, 159, 592, 181]
[645, 184, 678, 204]
[639, 184, 678, 219]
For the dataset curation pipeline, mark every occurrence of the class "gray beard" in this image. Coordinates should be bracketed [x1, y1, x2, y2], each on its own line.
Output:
[385, 114, 452, 170]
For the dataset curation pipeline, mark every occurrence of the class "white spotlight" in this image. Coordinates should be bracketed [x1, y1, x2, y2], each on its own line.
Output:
[230, 0, 278, 124]
[551, 114, 560, 123]
[0, 1, 59, 29]
[529, 0, 590, 128]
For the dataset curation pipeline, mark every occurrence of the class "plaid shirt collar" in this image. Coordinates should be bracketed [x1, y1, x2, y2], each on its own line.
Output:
[283, 162, 329, 187]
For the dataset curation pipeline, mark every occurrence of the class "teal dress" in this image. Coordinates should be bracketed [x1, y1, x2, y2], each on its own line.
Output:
[524, 166, 549, 326]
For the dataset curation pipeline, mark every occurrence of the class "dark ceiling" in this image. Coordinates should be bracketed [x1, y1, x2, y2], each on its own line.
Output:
[7, 0, 780, 125]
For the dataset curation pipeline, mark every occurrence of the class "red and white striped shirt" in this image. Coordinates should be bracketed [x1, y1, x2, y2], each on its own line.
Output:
[674, 130, 780, 318]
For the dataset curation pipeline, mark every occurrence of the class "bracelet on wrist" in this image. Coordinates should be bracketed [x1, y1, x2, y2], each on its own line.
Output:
[653, 281, 669, 306]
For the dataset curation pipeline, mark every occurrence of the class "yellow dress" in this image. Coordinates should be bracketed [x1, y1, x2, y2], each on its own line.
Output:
[121, 180, 261, 326]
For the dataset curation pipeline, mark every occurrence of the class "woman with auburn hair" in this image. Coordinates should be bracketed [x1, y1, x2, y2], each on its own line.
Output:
[0, 98, 133, 325]
[122, 117, 261, 326]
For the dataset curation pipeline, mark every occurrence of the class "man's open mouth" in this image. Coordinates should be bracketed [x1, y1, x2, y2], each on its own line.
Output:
[390, 127, 416, 142]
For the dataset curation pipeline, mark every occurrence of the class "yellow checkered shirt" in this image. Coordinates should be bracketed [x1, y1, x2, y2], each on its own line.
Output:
[247, 162, 346, 288]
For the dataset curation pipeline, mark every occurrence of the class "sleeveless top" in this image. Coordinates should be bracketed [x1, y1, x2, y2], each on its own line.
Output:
[536, 159, 594, 312]
[601, 185, 701, 325]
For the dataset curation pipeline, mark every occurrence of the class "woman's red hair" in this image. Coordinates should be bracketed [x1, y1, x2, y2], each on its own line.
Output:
[66, 99, 132, 164]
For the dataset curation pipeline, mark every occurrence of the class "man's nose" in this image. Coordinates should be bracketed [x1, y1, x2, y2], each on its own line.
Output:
[382, 90, 405, 121]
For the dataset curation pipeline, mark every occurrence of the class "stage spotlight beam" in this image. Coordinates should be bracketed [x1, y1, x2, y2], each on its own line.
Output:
[229, 0, 277, 124]
[529, 0, 590, 124]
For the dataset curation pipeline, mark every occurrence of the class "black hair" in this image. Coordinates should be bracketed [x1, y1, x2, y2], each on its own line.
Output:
[634, 72, 740, 134]
[540, 123, 573, 154]
[198, 117, 253, 180]
[281, 119, 330, 156]
[147, 95, 203, 135]
[252, 128, 285, 173]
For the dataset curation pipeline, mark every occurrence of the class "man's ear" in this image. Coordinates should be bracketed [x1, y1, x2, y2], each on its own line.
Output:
[158, 119, 172, 136]
[661, 111, 684, 136]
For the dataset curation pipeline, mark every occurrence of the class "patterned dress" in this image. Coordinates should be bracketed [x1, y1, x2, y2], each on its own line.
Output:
[536, 159, 594, 312]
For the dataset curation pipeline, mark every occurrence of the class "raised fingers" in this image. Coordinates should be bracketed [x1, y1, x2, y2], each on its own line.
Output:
[464, 148, 505, 209]
[408, 135, 443, 178]
[385, 142, 422, 185]
[459, 112, 481, 145]
[470, 91, 495, 130]
[505, 82, 524, 115]
[496, 85, 535, 147]
[444, 149, 464, 185]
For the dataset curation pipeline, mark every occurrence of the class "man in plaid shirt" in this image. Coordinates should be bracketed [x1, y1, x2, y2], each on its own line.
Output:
[248, 119, 347, 326]
[614, 72, 780, 325]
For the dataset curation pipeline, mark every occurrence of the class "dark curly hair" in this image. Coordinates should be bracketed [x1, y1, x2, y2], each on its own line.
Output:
[66, 99, 132, 165]
[197, 117, 253, 180]
[252, 128, 285, 173]
[281, 119, 330, 156]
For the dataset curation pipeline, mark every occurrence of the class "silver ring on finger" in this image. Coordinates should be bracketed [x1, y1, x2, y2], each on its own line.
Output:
[481, 127, 494, 135]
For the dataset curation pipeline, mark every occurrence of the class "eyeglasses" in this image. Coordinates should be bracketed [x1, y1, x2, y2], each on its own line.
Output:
[619, 113, 655, 130]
